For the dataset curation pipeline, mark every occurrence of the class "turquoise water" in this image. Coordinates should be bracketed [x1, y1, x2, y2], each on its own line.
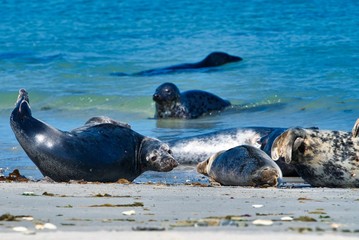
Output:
[1, 0, 359, 180]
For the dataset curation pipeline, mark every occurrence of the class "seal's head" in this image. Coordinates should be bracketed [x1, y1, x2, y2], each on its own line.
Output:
[252, 166, 282, 187]
[152, 82, 181, 104]
[196, 150, 224, 176]
[11, 88, 32, 124]
[271, 128, 307, 164]
[140, 137, 178, 172]
[201, 52, 242, 67]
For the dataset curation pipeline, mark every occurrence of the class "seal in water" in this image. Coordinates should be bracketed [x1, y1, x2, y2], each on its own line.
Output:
[197, 145, 282, 187]
[10, 89, 178, 182]
[111, 52, 242, 76]
[166, 126, 297, 177]
[153, 82, 231, 119]
[271, 127, 359, 188]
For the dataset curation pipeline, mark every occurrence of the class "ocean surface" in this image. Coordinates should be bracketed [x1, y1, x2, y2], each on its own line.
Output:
[1, 0, 358, 182]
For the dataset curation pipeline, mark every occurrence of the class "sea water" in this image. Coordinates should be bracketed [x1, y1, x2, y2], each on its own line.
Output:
[1, 0, 358, 182]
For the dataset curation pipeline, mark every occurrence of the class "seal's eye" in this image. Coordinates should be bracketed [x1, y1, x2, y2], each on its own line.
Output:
[298, 142, 305, 154]
[168, 149, 172, 154]
[150, 155, 157, 161]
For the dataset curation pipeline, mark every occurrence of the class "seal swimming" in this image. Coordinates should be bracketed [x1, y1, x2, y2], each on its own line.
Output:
[271, 127, 359, 188]
[153, 82, 231, 119]
[197, 145, 282, 187]
[10, 89, 178, 182]
[111, 52, 242, 76]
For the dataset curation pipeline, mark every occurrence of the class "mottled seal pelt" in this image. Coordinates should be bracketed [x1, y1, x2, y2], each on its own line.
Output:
[271, 127, 359, 188]
[197, 145, 282, 187]
[153, 82, 231, 119]
[10, 89, 178, 182]
[111, 52, 242, 76]
[166, 127, 297, 177]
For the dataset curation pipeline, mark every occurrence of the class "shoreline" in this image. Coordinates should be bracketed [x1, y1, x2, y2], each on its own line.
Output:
[1, 182, 359, 239]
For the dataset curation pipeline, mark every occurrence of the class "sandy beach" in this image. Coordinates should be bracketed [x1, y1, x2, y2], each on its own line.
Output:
[1, 178, 359, 240]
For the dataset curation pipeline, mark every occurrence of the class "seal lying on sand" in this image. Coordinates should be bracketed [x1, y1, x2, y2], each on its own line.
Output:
[167, 127, 297, 176]
[153, 82, 231, 119]
[271, 127, 359, 188]
[111, 52, 242, 76]
[10, 89, 178, 182]
[197, 145, 282, 187]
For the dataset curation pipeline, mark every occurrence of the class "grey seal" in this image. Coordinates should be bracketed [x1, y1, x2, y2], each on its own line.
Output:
[271, 127, 359, 188]
[167, 127, 297, 176]
[111, 52, 242, 76]
[10, 89, 178, 182]
[197, 145, 282, 187]
[153, 82, 231, 119]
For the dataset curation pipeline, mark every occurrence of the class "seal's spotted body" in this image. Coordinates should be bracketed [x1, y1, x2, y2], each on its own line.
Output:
[153, 82, 231, 119]
[271, 127, 359, 188]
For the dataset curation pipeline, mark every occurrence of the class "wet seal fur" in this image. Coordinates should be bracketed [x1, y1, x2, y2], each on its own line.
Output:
[197, 145, 282, 187]
[153, 82, 231, 119]
[111, 52, 242, 76]
[271, 126, 359, 188]
[167, 127, 297, 177]
[10, 89, 178, 182]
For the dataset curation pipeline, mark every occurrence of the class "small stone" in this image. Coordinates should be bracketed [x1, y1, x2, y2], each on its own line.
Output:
[280, 216, 293, 221]
[252, 204, 264, 208]
[12, 226, 28, 232]
[122, 210, 136, 216]
[44, 223, 57, 230]
[252, 219, 273, 226]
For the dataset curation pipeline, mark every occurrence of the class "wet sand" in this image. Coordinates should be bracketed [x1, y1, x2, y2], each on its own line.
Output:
[1, 179, 359, 240]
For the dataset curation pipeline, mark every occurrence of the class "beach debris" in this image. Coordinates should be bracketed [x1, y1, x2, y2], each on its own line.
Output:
[331, 223, 342, 230]
[22, 216, 34, 221]
[122, 210, 136, 216]
[89, 202, 144, 208]
[132, 226, 165, 231]
[116, 178, 131, 184]
[56, 204, 73, 208]
[22, 191, 37, 196]
[280, 216, 293, 221]
[42, 192, 55, 197]
[12, 226, 29, 232]
[289, 227, 313, 233]
[170, 215, 251, 228]
[252, 219, 273, 226]
[0, 213, 17, 221]
[0, 213, 34, 222]
[35, 222, 57, 230]
[252, 204, 264, 208]
[0, 169, 28, 182]
[308, 210, 326, 214]
[42, 192, 68, 197]
[294, 216, 317, 222]
[94, 193, 112, 197]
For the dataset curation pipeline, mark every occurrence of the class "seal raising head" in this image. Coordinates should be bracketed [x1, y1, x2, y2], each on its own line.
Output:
[153, 82, 231, 119]
[10, 89, 178, 182]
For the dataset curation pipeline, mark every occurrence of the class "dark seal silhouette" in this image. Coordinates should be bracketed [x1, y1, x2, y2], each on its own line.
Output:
[10, 89, 178, 182]
[111, 52, 242, 76]
[153, 82, 231, 119]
